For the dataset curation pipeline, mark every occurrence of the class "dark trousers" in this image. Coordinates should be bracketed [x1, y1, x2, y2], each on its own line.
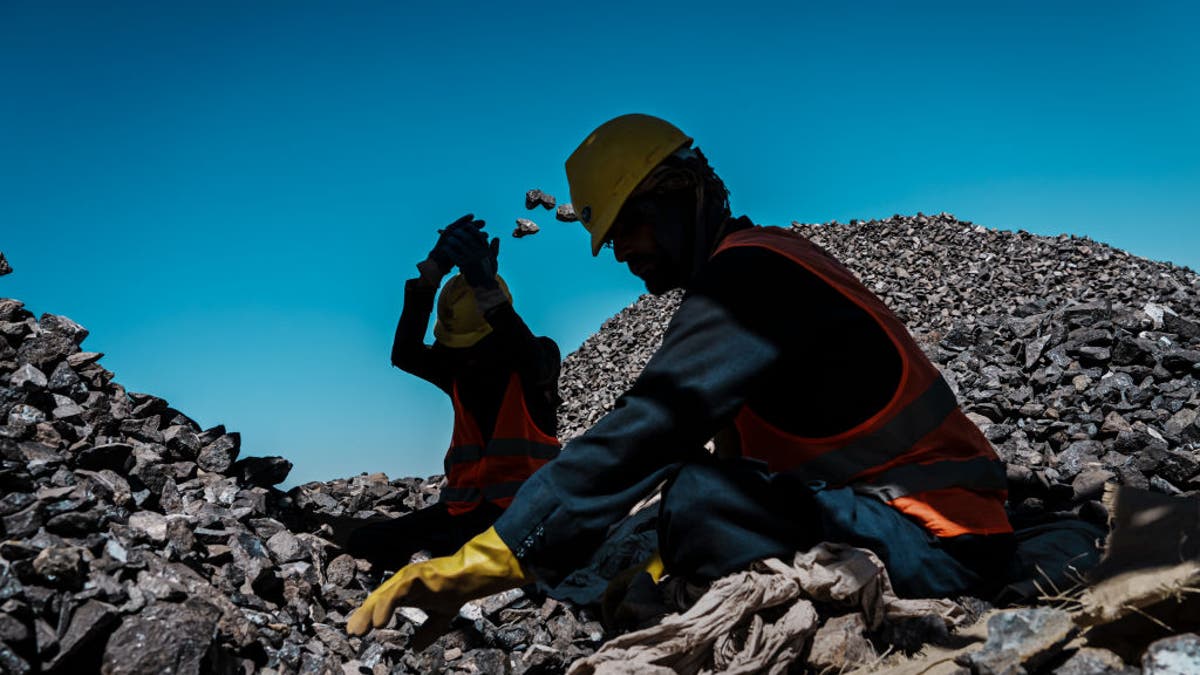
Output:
[656, 459, 1016, 599]
[339, 501, 505, 573]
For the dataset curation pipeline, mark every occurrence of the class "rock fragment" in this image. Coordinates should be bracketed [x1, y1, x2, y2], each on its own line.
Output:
[513, 218, 540, 238]
[556, 203, 578, 222]
[101, 599, 222, 675]
[1143, 633, 1200, 675]
[525, 189, 556, 210]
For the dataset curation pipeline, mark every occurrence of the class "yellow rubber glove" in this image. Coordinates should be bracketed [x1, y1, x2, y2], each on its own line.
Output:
[346, 526, 530, 636]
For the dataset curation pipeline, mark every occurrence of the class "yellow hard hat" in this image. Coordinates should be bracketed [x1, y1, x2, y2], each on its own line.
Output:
[433, 274, 513, 349]
[566, 114, 693, 256]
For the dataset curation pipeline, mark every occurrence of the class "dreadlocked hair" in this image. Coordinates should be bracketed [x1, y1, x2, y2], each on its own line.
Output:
[651, 146, 731, 227]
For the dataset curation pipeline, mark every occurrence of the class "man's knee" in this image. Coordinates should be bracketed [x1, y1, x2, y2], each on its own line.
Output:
[658, 460, 802, 581]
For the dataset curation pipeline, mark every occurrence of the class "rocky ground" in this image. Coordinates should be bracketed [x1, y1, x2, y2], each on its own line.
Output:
[1, 213, 1198, 673]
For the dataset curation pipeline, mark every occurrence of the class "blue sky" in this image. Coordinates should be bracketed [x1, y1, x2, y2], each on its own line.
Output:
[3, 1, 1197, 486]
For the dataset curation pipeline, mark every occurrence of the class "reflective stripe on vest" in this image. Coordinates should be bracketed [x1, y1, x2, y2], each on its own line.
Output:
[716, 226, 1012, 539]
[442, 372, 560, 515]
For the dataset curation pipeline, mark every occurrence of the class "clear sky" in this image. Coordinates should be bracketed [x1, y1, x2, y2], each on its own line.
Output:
[3, 1, 1197, 486]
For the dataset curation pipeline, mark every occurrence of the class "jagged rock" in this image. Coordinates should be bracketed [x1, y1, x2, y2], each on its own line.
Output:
[266, 529, 306, 564]
[75, 442, 133, 472]
[1143, 633, 1200, 675]
[325, 554, 357, 588]
[101, 598, 223, 675]
[229, 455, 292, 487]
[0, 213, 1197, 673]
[960, 608, 1076, 674]
[556, 203, 578, 222]
[45, 600, 117, 671]
[32, 545, 88, 589]
[513, 218, 540, 238]
[1056, 647, 1135, 674]
[525, 189, 556, 210]
[9, 364, 47, 391]
[197, 432, 240, 473]
[127, 511, 168, 543]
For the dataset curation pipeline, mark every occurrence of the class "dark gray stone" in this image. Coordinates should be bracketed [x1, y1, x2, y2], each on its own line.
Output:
[45, 600, 117, 672]
[9, 364, 47, 391]
[229, 455, 292, 487]
[524, 189, 556, 210]
[197, 433, 239, 473]
[961, 608, 1076, 675]
[556, 203, 578, 222]
[74, 442, 132, 472]
[513, 218, 540, 238]
[100, 598, 222, 675]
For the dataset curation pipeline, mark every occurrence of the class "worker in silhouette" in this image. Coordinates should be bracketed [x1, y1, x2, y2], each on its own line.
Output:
[348, 116, 1019, 635]
[342, 215, 560, 572]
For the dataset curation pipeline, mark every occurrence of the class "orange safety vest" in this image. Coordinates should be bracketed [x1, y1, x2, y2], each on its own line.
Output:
[716, 226, 1012, 539]
[440, 372, 561, 515]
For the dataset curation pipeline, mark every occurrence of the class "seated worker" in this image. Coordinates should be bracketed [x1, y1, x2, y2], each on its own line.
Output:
[347, 116, 1016, 635]
[343, 216, 561, 572]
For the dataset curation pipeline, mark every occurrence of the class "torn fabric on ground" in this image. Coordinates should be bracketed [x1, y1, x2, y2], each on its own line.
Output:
[568, 543, 963, 675]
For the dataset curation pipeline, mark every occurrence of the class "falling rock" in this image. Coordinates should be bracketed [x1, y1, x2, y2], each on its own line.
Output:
[0, 252, 11, 276]
[525, 189, 556, 210]
[101, 598, 223, 675]
[807, 613, 876, 672]
[556, 203, 578, 222]
[1143, 633, 1200, 675]
[513, 218, 540, 238]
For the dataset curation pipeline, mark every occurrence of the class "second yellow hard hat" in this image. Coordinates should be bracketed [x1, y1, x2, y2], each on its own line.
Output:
[434, 274, 513, 349]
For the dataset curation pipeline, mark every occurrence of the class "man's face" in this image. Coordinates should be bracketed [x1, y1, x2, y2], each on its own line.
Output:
[605, 191, 690, 295]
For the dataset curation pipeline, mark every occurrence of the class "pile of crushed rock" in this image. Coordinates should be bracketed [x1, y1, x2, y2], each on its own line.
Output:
[1, 213, 1198, 674]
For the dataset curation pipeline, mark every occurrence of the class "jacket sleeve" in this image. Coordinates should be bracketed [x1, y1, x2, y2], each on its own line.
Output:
[492, 254, 783, 578]
[391, 278, 453, 393]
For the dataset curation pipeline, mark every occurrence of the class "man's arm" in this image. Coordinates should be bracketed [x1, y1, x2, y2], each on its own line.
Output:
[391, 262, 454, 393]
[491, 262, 782, 580]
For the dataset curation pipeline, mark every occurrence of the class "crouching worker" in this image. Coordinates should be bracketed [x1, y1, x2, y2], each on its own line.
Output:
[347, 116, 1020, 637]
[342, 215, 561, 573]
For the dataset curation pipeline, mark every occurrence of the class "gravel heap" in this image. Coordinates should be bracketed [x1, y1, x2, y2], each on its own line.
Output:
[0, 298, 604, 674]
[2, 213, 1199, 674]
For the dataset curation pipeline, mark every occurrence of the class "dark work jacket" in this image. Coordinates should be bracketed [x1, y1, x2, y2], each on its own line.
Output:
[391, 278, 561, 510]
[493, 219, 1010, 579]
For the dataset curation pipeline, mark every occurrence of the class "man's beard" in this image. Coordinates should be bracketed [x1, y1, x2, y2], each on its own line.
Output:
[630, 255, 685, 296]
